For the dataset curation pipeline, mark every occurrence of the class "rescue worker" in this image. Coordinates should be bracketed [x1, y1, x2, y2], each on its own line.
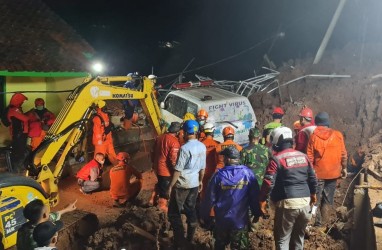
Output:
[167, 120, 206, 248]
[216, 126, 242, 169]
[178, 112, 196, 146]
[262, 106, 284, 146]
[260, 126, 317, 250]
[7, 93, 29, 173]
[92, 100, 118, 165]
[307, 112, 347, 227]
[17, 199, 77, 250]
[295, 107, 316, 153]
[150, 122, 181, 212]
[196, 109, 208, 141]
[122, 75, 139, 130]
[348, 145, 365, 174]
[26, 98, 56, 150]
[201, 147, 261, 250]
[200, 122, 220, 199]
[240, 127, 269, 186]
[110, 152, 143, 207]
[293, 120, 302, 134]
[77, 153, 105, 194]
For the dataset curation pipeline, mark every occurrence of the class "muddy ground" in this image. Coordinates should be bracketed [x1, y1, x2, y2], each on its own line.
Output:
[33, 42, 382, 249]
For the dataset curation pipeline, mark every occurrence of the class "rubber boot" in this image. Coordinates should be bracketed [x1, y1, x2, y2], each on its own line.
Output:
[158, 198, 168, 213]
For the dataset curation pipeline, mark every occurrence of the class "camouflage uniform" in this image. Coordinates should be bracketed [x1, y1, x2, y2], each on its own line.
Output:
[240, 128, 269, 185]
[214, 227, 249, 250]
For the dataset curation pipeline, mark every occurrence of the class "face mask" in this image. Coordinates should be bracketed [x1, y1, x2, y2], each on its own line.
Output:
[199, 120, 206, 126]
[36, 105, 44, 111]
[98, 159, 105, 165]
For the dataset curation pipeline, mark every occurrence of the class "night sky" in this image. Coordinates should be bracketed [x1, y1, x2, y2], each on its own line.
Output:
[43, 0, 382, 80]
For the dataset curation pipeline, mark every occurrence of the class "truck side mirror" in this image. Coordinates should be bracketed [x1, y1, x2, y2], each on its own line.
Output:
[160, 102, 165, 109]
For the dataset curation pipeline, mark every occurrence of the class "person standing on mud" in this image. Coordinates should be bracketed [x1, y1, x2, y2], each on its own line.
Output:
[307, 112, 348, 227]
[149, 122, 181, 213]
[259, 127, 317, 250]
[295, 107, 316, 153]
[215, 126, 242, 170]
[167, 120, 206, 248]
[92, 100, 118, 165]
[201, 147, 261, 250]
[240, 127, 269, 186]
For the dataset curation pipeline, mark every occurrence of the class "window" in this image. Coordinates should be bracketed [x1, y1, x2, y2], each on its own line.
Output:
[164, 94, 198, 119]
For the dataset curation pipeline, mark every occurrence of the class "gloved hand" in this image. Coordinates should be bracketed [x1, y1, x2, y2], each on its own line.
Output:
[310, 194, 317, 206]
[341, 168, 348, 179]
[260, 201, 268, 218]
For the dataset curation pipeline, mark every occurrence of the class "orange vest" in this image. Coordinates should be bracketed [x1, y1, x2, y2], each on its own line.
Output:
[76, 159, 99, 181]
[202, 136, 220, 177]
[92, 110, 112, 146]
[215, 139, 243, 169]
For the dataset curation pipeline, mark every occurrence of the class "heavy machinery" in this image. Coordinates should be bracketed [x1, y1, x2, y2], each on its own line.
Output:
[0, 76, 164, 248]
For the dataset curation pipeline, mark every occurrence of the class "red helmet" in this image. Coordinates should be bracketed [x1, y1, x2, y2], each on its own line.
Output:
[222, 126, 235, 137]
[299, 107, 313, 119]
[272, 107, 284, 115]
[35, 98, 45, 106]
[116, 152, 130, 161]
[197, 109, 208, 119]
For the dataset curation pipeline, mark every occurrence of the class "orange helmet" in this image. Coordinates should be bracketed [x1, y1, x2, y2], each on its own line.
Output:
[299, 107, 313, 120]
[293, 120, 302, 130]
[197, 109, 208, 119]
[272, 107, 284, 115]
[116, 152, 130, 161]
[35, 98, 45, 106]
[222, 126, 235, 137]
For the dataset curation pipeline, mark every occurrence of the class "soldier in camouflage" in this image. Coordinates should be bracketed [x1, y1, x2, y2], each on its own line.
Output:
[240, 127, 269, 186]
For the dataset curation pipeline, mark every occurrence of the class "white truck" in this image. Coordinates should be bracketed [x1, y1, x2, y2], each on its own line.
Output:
[160, 84, 257, 145]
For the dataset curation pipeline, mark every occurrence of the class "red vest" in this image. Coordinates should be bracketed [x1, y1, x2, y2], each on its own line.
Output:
[76, 159, 99, 181]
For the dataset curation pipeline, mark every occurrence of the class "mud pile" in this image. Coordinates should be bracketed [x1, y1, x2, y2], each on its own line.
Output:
[251, 42, 382, 152]
[86, 205, 164, 250]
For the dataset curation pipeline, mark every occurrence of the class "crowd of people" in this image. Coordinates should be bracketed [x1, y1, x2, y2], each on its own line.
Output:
[150, 107, 349, 250]
[7, 92, 352, 249]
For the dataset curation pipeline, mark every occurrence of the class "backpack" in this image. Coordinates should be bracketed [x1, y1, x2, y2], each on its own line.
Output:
[0, 106, 10, 127]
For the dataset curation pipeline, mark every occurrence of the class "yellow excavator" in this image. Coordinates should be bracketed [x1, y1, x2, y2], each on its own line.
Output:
[0, 76, 165, 248]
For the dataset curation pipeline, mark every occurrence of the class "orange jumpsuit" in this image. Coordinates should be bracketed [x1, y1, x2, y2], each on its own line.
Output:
[109, 163, 143, 204]
[215, 139, 243, 170]
[200, 136, 220, 199]
[93, 109, 117, 165]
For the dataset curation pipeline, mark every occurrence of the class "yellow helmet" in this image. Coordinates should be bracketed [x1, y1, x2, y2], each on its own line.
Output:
[183, 112, 196, 121]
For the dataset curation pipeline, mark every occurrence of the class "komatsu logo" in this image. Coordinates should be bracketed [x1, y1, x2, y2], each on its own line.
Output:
[112, 93, 133, 98]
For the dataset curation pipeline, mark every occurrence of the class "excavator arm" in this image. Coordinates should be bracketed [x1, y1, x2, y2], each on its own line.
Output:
[29, 76, 164, 207]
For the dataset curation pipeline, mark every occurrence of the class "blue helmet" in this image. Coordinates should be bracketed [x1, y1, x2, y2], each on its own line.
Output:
[183, 120, 199, 134]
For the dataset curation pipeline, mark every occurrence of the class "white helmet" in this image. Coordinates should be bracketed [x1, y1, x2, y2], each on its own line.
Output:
[203, 122, 215, 133]
[270, 126, 293, 145]
[148, 74, 157, 80]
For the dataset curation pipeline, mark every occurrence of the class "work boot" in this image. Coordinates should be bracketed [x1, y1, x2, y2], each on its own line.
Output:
[158, 198, 168, 213]
[173, 229, 185, 249]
